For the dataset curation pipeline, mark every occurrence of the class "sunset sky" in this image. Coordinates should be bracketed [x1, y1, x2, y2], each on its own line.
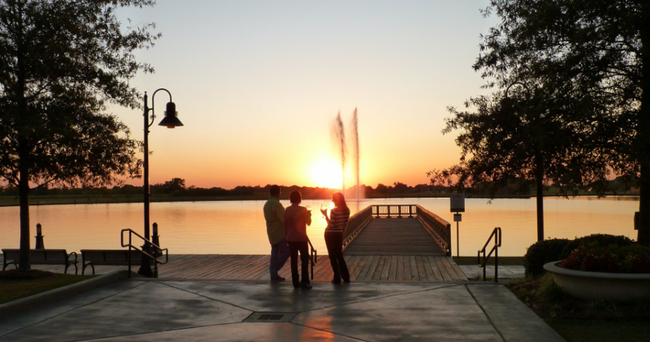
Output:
[112, 0, 496, 190]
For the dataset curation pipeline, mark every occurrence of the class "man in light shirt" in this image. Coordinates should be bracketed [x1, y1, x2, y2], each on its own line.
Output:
[263, 185, 289, 281]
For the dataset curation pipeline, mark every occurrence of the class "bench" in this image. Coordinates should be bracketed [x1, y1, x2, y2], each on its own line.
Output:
[2, 249, 78, 274]
[80, 249, 143, 275]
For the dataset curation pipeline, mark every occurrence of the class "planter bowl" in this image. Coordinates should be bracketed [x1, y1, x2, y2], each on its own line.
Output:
[544, 261, 650, 302]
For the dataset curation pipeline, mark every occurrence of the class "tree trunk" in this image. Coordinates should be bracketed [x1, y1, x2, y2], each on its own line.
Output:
[640, 165, 650, 245]
[536, 177, 544, 242]
[638, 0, 650, 246]
[534, 150, 545, 242]
[18, 155, 31, 271]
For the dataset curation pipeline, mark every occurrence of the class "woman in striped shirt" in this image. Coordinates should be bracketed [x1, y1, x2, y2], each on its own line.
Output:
[321, 192, 351, 284]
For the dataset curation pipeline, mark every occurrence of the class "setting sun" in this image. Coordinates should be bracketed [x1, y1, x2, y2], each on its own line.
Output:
[312, 158, 343, 189]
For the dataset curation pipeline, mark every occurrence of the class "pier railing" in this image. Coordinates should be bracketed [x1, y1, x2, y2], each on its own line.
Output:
[415, 206, 452, 256]
[342, 206, 373, 250]
[371, 205, 417, 218]
[307, 237, 317, 279]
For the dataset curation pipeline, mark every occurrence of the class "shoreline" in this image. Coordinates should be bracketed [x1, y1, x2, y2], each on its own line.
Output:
[0, 193, 640, 207]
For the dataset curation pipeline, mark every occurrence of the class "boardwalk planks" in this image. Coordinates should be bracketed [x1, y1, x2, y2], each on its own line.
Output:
[4, 215, 468, 281]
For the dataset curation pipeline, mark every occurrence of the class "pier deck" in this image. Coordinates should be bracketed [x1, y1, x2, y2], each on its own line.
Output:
[158, 254, 466, 281]
[343, 217, 446, 256]
[1, 254, 467, 282]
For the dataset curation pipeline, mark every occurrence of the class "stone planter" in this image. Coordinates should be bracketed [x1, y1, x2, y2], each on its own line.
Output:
[544, 261, 650, 302]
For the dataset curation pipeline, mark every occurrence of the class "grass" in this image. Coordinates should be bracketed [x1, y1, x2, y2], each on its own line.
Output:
[506, 274, 650, 342]
[0, 269, 93, 304]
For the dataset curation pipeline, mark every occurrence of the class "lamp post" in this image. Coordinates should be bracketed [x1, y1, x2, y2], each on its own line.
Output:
[138, 88, 183, 277]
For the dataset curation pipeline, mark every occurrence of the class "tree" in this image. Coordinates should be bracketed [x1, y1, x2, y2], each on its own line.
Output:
[0, 0, 159, 271]
[441, 79, 607, 241]
[157, 178, 186, 194]
[441, 0, 650, 244]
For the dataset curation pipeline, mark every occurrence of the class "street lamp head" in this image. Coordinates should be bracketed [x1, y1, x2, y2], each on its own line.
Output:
[158, 101, 184, 128]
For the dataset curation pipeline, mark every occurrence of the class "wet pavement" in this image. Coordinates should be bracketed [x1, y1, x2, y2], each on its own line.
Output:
[0, 270, 564, 342]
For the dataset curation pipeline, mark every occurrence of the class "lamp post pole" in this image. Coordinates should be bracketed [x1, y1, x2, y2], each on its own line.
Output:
[138, 89, 183, 277]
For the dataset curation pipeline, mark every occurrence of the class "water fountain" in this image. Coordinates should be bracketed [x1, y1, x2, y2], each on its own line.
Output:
[351, 108, 360, 204]
[332, 112, 346, 193]
[331, 109, 361, 207]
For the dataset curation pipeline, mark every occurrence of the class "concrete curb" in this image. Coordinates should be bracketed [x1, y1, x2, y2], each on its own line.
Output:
[0, 270, 130, 319]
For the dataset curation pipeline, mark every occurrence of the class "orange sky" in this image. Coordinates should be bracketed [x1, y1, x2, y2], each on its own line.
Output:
[113, 1, 493, 190]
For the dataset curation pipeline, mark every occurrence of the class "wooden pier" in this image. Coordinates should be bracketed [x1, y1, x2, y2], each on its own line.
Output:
[4, 205, 468, 282]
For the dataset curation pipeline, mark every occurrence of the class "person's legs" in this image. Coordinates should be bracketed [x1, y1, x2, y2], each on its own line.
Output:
[269, 242, 280, 278]
[325, 232, 341, 282]
[277, 239, 290, 271]
[331, 232, 350, 282]
[298, 241, 310, 285]
[287, 242, 300, 288]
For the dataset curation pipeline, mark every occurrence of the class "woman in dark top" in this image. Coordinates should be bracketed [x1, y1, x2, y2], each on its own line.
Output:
[321, 192, 351, 284]
[284, 190, 312, 289]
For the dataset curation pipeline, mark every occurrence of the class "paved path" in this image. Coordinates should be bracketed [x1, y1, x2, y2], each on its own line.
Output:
[0, 274, 564, 342]
[460, 265, 525, 280]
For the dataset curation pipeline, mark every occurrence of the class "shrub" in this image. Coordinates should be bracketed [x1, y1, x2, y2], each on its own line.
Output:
[560, 243, 650, 273]
[523, 238, 571, 278]
[558, 234, 635, 260]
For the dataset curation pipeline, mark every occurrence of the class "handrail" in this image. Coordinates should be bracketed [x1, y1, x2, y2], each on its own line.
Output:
[478, 227, 502, 282]
[307, 238, 317, 279]
[371, 205, 417, 218]
[415, 205, 452, 256]
[342, 206, 373, 251]
[121, 228, 169, 277]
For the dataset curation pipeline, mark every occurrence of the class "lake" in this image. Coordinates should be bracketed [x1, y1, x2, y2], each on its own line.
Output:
[0, 196, 639, 256]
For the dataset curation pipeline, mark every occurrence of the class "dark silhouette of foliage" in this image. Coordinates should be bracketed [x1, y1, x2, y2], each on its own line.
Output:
[0, 0, 159, 271]
[437, 0, 650, 244]
[473, 0, 650, 245]
[523, 238, 571, 278]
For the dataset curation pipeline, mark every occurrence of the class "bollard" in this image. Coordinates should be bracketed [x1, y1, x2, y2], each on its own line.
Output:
[35, 223, 45, 249]
[152, 222, 161, 256]
[151, 222, 161, 277]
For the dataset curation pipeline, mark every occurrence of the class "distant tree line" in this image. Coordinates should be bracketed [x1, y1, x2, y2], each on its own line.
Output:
[2, 176, 636, 201]
[0, 178, 452, 200]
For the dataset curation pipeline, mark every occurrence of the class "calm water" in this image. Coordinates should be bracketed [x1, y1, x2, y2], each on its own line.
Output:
[0, 197, 639, 256]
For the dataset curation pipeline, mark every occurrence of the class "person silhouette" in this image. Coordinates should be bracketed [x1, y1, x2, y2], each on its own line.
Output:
[263, 185, 289, 281]
[322, 192, 350, 284]
[284, 190, 312, 289]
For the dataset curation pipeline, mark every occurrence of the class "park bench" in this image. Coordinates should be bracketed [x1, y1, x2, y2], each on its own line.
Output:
[80, 249, 143, 275]
[2, 249, 78, 274]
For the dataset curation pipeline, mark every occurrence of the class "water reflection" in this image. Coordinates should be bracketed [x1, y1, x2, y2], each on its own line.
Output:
[0, 197, 638, 256]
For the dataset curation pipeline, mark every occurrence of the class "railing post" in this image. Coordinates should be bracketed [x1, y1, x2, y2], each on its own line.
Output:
[494, 246, 498, 283]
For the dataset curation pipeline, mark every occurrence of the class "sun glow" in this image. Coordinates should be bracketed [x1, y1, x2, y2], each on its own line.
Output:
[312, 158, 343, 189]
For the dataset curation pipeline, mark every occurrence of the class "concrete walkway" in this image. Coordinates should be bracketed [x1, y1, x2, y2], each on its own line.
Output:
[459, 265, 526, 280]
[0, 275, 564, 342]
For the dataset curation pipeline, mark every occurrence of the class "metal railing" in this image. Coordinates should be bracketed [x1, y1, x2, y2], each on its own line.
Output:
[478, 227, 502, 282]
[307, 238, 318, 279]
[371, 205, 417, 218]
[415, 206, 452, 256]
[342, 206, 373, 251]
[121, 228, 169, 278]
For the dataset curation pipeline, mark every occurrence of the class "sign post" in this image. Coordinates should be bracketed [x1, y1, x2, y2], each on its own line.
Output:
[450, 194, 465, 258]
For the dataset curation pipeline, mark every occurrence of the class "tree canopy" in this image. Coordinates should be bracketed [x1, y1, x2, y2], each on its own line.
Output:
[0, 0, 159, 270]
[438, 0, 650, 244]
